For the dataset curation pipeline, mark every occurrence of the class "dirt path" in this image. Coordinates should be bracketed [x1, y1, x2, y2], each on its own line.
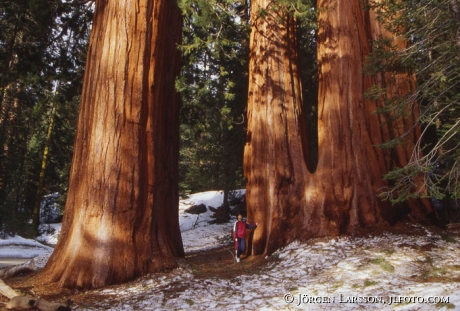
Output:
[185, 244, 269, 279]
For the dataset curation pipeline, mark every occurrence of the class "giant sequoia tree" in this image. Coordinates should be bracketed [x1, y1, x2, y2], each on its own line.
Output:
[245, 0, 437, 256]
[41, 0, 184, 288]
[304, 0, 414, 236]
[244, 0, 310, 255]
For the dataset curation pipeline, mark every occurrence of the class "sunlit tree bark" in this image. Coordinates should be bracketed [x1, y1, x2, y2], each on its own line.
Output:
[244, 0, 310, 255]
[246, 0, 437, 256]
[304, 0, 436, 236]
[41, 0, 184, 289]
[301, 0, 397, 238]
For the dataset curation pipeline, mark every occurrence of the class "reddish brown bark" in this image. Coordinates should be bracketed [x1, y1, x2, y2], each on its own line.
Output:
[300, 0, 396, 238]
[245, 0, 436, 256]
[367, 4, 435, 220]
[244, 0, 310, 255]
[41, 0, 184, 289]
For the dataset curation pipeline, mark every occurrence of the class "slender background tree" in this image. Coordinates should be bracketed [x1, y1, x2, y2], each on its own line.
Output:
[0, 0, 91, 237]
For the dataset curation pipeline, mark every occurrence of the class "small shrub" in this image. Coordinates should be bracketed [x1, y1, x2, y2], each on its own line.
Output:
[369, 256, 394, 273]
[432, 267, 447, 276]
[208, 204, 231, 224]
[441, 234, 457, 243]
[421, 268, 430, 279]
[435, 302, 455, 309]
[185, 299, 195, 306]
[383, 248, 396, 255]
[364, 279, 378, 287]
[380, 261, 395, 272]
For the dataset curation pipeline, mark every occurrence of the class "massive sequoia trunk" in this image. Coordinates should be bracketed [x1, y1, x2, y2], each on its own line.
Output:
[41, 0, 184, 288]
[245, 0, 436, 256]
[303, 0, 397, 237]
[244, 0, 310, 255]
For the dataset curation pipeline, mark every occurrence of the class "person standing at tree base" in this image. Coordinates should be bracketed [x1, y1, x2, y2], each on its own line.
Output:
[233, 213, 258, 262]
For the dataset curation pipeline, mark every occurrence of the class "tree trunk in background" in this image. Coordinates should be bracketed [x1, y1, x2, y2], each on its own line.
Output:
[449, 0, 460, 56]
[0, 52, 19, 222]
[0, 81, 22, 227]
[0, 88, 13, 211]
[245, 0, 437, 256]
[32, 99, 56, 235]
[244, 0, 310, 255]
[41, 0, 184, 289]
[367, 2, 436, 221]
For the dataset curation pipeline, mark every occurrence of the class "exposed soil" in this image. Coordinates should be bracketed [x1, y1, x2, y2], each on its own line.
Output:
[185, 244, 270, 279]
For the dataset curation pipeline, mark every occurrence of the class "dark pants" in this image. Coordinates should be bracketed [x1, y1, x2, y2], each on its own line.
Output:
[235, 238, 246, 258]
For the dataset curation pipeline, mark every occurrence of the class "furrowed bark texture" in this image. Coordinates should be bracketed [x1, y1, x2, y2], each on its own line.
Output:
[245, 0, 435, 256]
[244, 0, 310, 255]
[41, 0, 184, 289]
[367, 2, 435, 220]
[303, 0, 395, 238]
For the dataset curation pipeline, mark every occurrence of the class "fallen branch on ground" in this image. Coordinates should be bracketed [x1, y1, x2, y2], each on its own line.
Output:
[0, 259, 36, 279]
[0, 278, 20, 299]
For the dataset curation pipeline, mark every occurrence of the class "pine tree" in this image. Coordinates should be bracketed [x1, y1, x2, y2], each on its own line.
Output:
[177, 0, 250, 203]
[0, 1, 91, 237]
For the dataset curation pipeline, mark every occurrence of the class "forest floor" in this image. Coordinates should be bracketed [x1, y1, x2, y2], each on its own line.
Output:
[0, 243, 269, 306]
[1, 223, 460, 311]
[1, 191, 460, 310]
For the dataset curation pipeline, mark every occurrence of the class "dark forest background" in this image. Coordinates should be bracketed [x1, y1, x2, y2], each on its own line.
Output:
[0, 0, 459, 237]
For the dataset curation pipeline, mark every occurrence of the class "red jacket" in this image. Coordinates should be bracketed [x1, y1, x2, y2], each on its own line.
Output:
[233, 220, 257, 239]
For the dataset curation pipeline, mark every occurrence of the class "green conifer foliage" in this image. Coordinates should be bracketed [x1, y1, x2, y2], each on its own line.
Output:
[177, 0, 250, 199]
[365, 0, 460, 211]
[0, 1, 91, 237]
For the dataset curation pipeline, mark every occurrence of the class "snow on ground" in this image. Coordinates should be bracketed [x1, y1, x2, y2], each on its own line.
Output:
[36, 223, 62, 246]
[179, 190, 242, 252]
[1, 190, 460, 310]
[75, 230, 460, 311]
[0, 233, 53, 259]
